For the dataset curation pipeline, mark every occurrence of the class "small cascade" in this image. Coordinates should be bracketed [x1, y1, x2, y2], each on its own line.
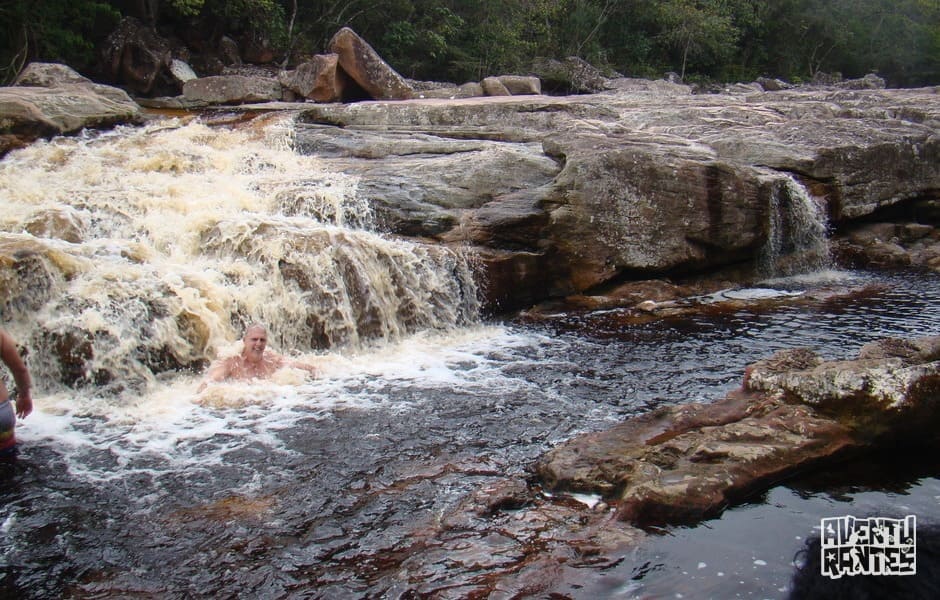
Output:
[758, 175, 832, 278]
[0, 115, 480, 393]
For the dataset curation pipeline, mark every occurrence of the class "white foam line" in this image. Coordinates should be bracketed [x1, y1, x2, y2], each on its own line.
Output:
[16, 324, 562, 484]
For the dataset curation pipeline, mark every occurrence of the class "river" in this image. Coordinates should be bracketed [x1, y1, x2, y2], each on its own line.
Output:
[1, 115, 938, 599]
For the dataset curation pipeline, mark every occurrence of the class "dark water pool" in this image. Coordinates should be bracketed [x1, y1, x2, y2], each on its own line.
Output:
[2, 269, 939, 598]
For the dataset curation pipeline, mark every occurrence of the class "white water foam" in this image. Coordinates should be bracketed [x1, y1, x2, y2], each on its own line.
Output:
[759, 175, 831, 278]
[17, 324, 554, 490]
[0, 115, 480, 396]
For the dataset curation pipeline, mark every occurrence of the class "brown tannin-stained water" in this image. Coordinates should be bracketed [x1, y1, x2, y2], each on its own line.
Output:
[1, 116, 939, 599]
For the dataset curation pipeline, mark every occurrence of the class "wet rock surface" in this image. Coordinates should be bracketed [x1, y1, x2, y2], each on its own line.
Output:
[0, 63, 141, 154]
[2, 59, 937, 310]
[293, 85, 940, 310]
[534, 334, 940, 526]
[3, 270, 939, 599]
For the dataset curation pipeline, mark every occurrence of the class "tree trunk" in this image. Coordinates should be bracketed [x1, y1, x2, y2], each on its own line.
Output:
[681, 37, 690, 80]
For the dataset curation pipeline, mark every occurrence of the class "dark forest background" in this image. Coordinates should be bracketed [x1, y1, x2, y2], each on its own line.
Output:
[2, 0, 938, 87]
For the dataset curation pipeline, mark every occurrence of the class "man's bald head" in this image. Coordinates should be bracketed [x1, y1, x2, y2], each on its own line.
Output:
[243, 323, 267, 340]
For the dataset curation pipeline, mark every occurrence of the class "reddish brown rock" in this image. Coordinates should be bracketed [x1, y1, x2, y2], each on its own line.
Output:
[534, 335, 940, 526]
[279, 54, 347, 103]
[327, 27, 413, 101]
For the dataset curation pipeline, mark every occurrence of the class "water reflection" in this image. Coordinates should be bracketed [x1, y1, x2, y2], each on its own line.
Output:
[2, 269, 939, 598]
[611, 451, 940, 600]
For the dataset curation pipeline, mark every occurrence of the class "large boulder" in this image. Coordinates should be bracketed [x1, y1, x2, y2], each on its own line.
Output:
[0, 63, 141, 155]
[530, 56, 610, 94]
[99, 16, 172, 95]
[481, 77, 511, 96]
[498, 75, 542, 95]
[279, 54, 347, 103]
[182, 75, 282, 104]
[13, 62, 93, 87]
[327, 27, 413, 101]
[533, 335, 940, 526]
[539, 132, 773, 288]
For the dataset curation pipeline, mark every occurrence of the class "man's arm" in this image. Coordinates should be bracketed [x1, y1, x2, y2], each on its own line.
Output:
[197, 357, 235, 392]
[286, 359, 318, 377]
[0, 330, 32, 418]
[268, 352, 318, 378]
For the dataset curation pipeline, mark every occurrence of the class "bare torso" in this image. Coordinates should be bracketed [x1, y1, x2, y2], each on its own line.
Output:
[198, 325, 317, 392]
[217, 352, 286, 381]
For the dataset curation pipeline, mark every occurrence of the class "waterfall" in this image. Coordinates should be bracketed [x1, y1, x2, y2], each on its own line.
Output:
[758, 175, 831, 278]
[0, 115, 480, 394]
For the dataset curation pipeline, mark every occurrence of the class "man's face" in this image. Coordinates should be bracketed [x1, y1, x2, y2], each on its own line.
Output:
[242, 328, 267, 362]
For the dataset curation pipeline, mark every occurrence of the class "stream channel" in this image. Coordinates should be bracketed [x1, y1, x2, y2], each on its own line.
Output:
[0, 116, 938, 599]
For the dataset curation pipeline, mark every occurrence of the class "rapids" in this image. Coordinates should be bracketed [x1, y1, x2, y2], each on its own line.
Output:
[0, 114, 479, 395]
[1, 114, 939, 598]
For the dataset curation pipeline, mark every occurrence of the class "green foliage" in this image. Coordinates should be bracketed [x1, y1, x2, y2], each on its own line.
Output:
[0, 0, 121, 84]
[1, 0, 937, 88]
[381, 5, 464, 79]
[757, 0, 940, 86]
[166, 0, 205, 17]
[654, 0, 740, 79]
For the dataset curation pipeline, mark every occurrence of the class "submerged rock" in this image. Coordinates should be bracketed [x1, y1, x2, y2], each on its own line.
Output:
[534, 335, 940, 526]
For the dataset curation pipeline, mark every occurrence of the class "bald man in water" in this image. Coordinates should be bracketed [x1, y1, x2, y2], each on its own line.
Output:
[0, 328, 33, 456]
[198, 324, 317, 391]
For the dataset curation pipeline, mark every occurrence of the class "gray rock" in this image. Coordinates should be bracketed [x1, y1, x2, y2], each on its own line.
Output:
[296, 85, 940, 305]
[497, 75, 541, 95]
[414, 82, 484, 99]
[168, 59, 198, 85]
[530, 56, 608, 94]
[0, 81, 141, 141]
[14, 63, 92, 87]
[182, 75, 282, 104]
[756, 77, 792, 92]
[481, 77, 511, 96]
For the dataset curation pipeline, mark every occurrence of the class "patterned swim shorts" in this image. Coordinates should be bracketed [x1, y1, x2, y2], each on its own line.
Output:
[0, 399, 16, 455]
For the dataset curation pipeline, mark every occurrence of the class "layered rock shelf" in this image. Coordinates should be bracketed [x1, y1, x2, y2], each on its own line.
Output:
[291, 83, 939, 310]
[3, 47, 939, 313]
[533, 335, 940, 526]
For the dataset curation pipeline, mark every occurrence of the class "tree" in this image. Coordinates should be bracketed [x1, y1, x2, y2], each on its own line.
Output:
[378, 2, 463, 79]
[655, 0, 739, 80]
[0, 0, 121, 84]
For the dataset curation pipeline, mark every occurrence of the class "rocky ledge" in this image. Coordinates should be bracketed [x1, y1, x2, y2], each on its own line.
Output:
[290, 83, 939, 312]
[0, 63, 141, 155]
[533, 335, 940, 526]
[2, 58, 938, 315]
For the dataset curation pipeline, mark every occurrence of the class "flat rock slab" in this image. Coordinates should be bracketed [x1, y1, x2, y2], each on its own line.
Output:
[534, 335, 940, 526]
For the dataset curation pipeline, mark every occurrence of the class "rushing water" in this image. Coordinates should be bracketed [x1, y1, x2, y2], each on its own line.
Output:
[1, 115, 939, 599]
[757, 175, 831, 278]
